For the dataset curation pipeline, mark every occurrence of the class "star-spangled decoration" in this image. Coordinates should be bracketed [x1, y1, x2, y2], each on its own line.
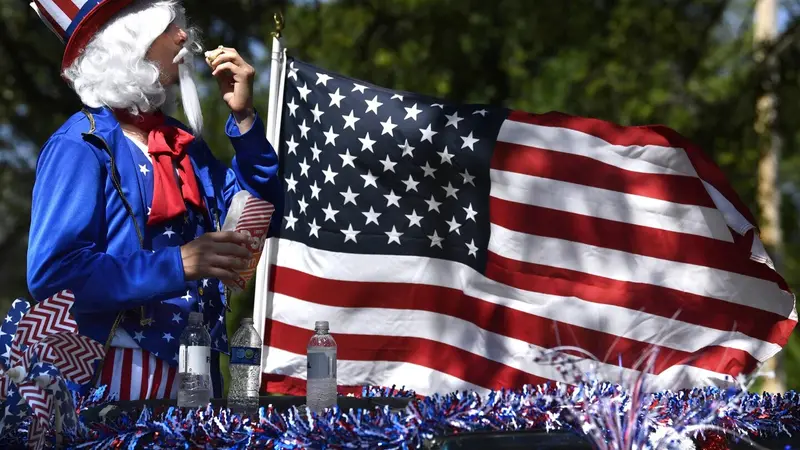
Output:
[299, 158, 311, 177]
[298, 119, 310, 139]
[340, 150, 357, 168]
[311, 104, 325, 123]
[341, 187, 359, 205]
[285, 211, 299, 229]
[277, 58, 504, 270]
[102, 150, 233, 369]
[298, 196, 309, 214]
[342, 110, 360, 130]
[163, 226, 176, 239]
[287, 98, 299, 116]
[310, 143, 323, 161]
[404, 104, 422, 121]
[316, 72, 333, 86]
[297, 83, 311, 101]
[329, 88, 345, 108]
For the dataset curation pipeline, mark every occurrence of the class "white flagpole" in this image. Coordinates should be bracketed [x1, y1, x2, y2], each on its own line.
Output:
[253, 13, 286, 343]
[264, 13, 285, 149]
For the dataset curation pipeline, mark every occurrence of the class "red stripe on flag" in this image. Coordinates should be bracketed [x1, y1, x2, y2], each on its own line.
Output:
[506, 110, 757, 227]
[485, 250, 795, 348]
[164, 366, 177, 398]
[150, 357, 163, 400]
[489, 196, 789, 292]
[265, 319, 552, 390]
[99, 348, 116, 391]
[491, 142, 714, 207]
[120, 349, 133, 401]
[270, 267, 758, 377]
[262, 374, 391, 396]
[52, 0, 79, 17]
[141, 351, 150, 399]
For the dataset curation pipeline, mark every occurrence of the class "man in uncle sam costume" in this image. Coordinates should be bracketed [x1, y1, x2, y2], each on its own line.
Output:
[25, 0, 283, 401]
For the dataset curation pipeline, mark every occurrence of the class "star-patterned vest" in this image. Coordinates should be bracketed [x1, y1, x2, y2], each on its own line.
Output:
[116, 135, 230, 366]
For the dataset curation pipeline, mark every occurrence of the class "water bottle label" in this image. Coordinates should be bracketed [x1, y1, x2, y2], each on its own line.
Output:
[179, 345, 210, 375]
[307, 351, 336, 380]
[230, 346, 261, 366]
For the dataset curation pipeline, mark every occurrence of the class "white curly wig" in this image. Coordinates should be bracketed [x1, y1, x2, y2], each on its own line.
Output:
[62, 0, 204, 134]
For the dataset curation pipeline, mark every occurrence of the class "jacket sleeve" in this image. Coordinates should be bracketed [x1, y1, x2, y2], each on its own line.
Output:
[27, 133, 188, 313]
[216, 111, 284, 234]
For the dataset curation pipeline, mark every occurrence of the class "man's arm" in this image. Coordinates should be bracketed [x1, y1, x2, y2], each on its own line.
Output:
[27, 134, 188, 313]
[218, 111, 284, 229]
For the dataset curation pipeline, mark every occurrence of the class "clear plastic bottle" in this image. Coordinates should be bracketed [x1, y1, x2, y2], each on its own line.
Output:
[228, 317, 262, 415]
[177, 312, 212, 408]
[306, 320, 337, 412]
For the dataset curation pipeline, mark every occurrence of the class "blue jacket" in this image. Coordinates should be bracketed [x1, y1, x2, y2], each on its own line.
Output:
[27, 106, 283, 354]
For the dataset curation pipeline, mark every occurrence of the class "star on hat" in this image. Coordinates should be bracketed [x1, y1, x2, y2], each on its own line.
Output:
[30, 0, 135, 72]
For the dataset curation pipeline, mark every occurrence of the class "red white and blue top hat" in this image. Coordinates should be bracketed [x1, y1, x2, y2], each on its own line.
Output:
[30, 0, 135, 71]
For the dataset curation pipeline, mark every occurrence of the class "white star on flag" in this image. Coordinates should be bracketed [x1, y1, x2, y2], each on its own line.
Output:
[341, 224, 360, 243]
[404, 103, 422, 121]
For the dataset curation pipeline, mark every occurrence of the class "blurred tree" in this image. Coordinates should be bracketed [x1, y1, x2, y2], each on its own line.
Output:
[2, 0, 800, 391]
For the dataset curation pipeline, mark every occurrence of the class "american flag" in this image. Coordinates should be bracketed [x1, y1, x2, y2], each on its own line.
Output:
[259, 58, 797, 396]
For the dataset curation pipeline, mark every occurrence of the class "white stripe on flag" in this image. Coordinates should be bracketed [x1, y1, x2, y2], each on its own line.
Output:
[37, 0, 72, 30]
[71, 0, 89, 8]
[489, 168, 733, 241]
[271, 293, 742, 391]
[271, 239, 782, 362]
[129, 350, 143, 400]
[488, 224, 794, 317]
[498, 119, 698, 177]
[263, 346, 499, 397]
[109, 349, 122, 399]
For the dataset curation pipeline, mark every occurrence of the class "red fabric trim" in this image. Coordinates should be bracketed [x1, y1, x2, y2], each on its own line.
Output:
[61, 0, 135, 72]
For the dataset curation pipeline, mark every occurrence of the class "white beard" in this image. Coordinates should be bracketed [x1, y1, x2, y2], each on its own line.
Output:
[178, 60, 204, 137]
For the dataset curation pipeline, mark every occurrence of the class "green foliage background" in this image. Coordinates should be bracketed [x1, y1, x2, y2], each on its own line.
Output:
[2, 0, 800, 392]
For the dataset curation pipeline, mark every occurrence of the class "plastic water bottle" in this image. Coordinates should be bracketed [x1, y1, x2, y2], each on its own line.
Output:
[228, 318, 262, 414]
[306, 321, 337, 412]
[177, 312, 212, 408]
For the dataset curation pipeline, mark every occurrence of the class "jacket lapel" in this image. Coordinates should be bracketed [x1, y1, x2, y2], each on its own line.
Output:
[84, 107, 149, 241]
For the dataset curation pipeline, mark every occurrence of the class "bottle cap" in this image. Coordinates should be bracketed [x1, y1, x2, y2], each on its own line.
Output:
[188, 312, 204, 324]
[241, 317, 254, 325]
[314, 320, 329, 331]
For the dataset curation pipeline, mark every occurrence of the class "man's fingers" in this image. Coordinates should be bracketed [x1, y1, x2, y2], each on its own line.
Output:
[208, 231, 251, 245]
[208, 253, 249, 270]
[204, 47, 225, 64]
[208, 52, 241, 69]
[212, 62, 239, 77]
[211, 242, 252, 259]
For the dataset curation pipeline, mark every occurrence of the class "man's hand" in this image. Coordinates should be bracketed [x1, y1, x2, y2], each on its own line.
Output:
[180, 231, 254, 282]
[205, 46, 256, 132]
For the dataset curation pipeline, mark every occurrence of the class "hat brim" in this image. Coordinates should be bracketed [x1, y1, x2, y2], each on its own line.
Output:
[61, 0, 135, 72]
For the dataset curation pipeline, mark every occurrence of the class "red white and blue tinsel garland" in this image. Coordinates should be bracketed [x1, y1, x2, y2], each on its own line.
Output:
[0, 381, 797, 449]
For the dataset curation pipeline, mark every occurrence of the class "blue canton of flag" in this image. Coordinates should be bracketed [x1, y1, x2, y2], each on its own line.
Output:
[275, 59, 505, 266]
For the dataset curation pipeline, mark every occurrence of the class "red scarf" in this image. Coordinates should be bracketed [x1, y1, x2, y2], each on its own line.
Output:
[115, 110, 204, 226]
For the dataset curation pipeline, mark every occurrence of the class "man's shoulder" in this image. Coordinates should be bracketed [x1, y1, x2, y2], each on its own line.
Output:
[50, 110, 96, 139]
[37, 110, 111, 166]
